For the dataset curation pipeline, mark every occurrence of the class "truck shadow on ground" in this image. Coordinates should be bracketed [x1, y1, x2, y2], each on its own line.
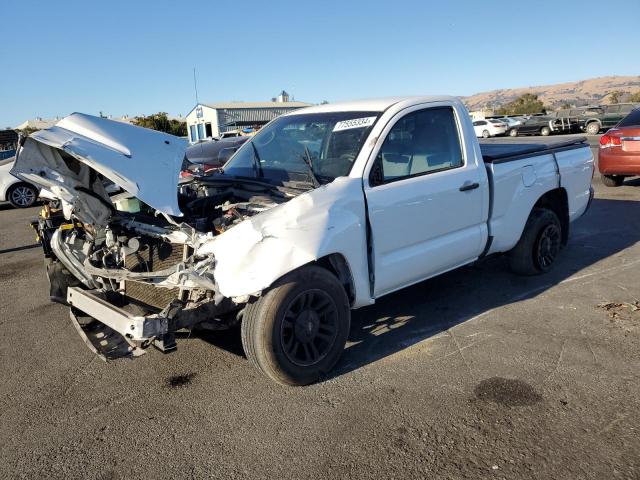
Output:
[328, 196, 640, 380]
[193, 197, 640, 379]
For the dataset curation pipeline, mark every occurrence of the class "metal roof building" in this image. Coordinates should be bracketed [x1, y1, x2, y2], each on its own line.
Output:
[185, 97, 312, 143]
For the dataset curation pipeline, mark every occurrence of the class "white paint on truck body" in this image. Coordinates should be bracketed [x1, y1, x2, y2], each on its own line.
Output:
[12, 98, 594, 319]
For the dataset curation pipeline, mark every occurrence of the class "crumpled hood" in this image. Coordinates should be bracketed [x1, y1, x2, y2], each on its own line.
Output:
[11, 113, 187, 224]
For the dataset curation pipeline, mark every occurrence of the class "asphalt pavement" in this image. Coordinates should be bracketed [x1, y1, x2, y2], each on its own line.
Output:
[1, 137, 639, 479]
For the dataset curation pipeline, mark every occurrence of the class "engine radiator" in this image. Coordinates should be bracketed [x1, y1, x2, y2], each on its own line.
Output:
[124, 241, 186, 309]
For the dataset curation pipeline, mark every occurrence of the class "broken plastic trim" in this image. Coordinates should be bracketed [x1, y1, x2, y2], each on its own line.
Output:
[81, 256, 218, 291]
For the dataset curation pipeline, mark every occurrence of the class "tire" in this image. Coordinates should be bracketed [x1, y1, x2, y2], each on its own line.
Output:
[602, 175, 624, 187]
[7, 183, 37, 208]
[241, 265, 350, 386]
[509, 208, 562, 276]
[540, 126, 551, 136]
[585, 122, 600, 135]
[509, 128, 518, 137]
[482, 130, 490, 138]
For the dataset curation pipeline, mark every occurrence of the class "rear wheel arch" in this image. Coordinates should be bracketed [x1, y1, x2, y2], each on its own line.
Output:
[531, 188, 569, 245]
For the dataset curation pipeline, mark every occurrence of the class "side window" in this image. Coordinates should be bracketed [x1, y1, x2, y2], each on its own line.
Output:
[619, 104, 633, 114]
[372, 107, 464, 185]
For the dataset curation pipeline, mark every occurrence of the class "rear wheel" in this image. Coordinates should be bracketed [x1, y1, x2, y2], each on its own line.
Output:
[509, 208, 562, 275]
[509, 128, 518, 137]
[602, 175, 624, 187]
[7, 183, 37, 208]
[540, 126, 551, 136]
[241, 265, 350, 386]
[482, 130, 490, 138]
[586, 122, 600, 135]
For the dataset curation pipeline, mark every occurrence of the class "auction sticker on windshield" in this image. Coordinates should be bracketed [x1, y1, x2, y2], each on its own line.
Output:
[333, 116, 377, 132]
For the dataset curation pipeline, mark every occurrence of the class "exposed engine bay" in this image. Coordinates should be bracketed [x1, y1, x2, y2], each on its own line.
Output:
[177, 177, 292, 234]
[36, 176, 304, 357]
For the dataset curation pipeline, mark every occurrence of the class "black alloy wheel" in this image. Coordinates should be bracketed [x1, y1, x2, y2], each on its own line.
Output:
[280, 289, 338, 367]
[535, 223, 561, 271]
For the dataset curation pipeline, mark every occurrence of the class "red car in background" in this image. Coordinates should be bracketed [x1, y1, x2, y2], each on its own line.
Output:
[599, 108, 640, 187]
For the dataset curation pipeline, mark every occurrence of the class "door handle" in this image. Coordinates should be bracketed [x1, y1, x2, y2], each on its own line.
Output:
[459, 181, 480, 192]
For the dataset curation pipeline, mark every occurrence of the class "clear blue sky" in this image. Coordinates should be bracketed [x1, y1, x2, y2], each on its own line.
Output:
[1, 0, 639, 128]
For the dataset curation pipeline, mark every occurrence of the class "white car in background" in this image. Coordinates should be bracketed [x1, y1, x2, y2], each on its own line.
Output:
[0, 156, 40, 208]
[472, 119, 507, 138]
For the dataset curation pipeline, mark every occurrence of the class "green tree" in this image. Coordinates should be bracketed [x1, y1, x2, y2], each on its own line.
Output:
[495, 94, 547, 115]
[608, 91, 623, 104]
[15, 126, 38, 136]
[628, 90, 640, 103]
[132, 112, 187, 137]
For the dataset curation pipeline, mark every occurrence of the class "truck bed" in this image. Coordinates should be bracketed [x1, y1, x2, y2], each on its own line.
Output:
[480, 137, 589, 163]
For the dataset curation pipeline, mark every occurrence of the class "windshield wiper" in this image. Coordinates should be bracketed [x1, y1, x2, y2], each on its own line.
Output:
[300, 145, 321, 188]
[250, 142, 264, 178]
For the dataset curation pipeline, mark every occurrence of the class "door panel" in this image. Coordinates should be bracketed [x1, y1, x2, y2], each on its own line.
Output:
[364, 106, 486, 297]
[603, 105, 620, 128]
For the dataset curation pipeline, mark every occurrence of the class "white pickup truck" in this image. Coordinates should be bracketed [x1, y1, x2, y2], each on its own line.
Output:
[13, 96, 594, 385]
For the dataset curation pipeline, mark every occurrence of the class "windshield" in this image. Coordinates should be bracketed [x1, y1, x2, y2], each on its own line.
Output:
[222, 111, 380, 185]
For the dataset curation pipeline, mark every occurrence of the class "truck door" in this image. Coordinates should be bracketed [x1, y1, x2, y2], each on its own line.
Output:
[603, 105, 621, 128]
[364, 105, 487, 297]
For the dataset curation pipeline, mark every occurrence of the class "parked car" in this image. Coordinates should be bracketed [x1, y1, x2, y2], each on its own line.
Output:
[182, 137, 249, 177]
[580, 103, 640, 135]
[13, 99, 593, 385]
[598, 107, 640, 186]
[473, 119, 507, 138]
[0, 156, 39, 208]
[513, 115, 556, 136]
[492, 117, 522, 137]
[0, 148, 16, 160]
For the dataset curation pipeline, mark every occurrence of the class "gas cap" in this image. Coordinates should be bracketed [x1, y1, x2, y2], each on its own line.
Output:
[521, 165, 536, 187]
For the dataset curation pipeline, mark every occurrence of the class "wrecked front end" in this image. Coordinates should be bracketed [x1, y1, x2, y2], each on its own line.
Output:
[33, 176, 293, 359]
[13, 113, 297, 359]
[17, 112, 373, 367]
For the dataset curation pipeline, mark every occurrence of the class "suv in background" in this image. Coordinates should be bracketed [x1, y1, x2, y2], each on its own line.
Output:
[581, 103, 639, 135]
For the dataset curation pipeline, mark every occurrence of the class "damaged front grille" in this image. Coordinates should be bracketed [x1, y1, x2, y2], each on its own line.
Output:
[124, 241, 187, 309]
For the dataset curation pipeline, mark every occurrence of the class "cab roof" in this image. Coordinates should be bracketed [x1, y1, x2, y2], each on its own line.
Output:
[294, 96, 458, 114]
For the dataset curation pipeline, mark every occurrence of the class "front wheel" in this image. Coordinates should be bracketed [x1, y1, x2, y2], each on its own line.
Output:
[482, 130, 490, 138]
[540, 126, 551, 136]
[7, 183, 38, 208]
[509, 128, 518, 137]
[602, 175, 624, 187]
[241, 265, 350, 386]
[509, 208, 562, 276]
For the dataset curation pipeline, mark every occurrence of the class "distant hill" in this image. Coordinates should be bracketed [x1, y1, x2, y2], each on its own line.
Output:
[463, 75, 640, 111]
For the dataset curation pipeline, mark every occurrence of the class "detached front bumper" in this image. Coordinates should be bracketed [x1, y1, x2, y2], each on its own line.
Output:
[67, 287, 176, 359]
